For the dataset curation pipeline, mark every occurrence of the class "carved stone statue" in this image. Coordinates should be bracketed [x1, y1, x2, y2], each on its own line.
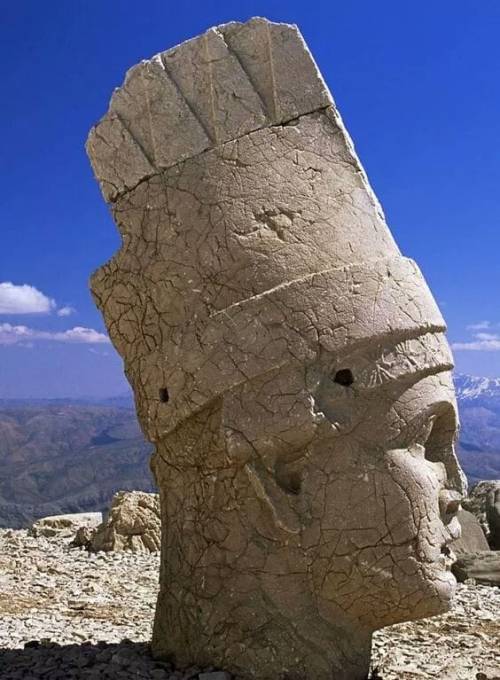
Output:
[87, 18, 466, 680]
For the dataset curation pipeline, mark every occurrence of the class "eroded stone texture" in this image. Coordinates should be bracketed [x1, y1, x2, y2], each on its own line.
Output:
[87, 18, 466, 680]
[452, 552, 500, 587]
[88, 491, 160, 553]
[452, 509, 490, 554]
[463, 480, 500, 549]
[30, 512, 102, 539]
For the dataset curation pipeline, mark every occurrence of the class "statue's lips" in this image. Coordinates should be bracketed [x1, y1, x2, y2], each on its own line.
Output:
[422, 537, 459, 574]
[425, 545, 459, 596]
[438, 544, 457, 571]
[147, 256, 451, 437]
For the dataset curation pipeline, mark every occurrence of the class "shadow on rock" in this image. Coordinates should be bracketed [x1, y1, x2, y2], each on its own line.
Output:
[0, 639, 221, 680]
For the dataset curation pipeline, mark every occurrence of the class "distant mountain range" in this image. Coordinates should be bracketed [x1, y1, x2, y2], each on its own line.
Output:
[454, 373, 500, 402]
[0, 374, 498, 527]
[0, 401, 152, 528]
[454, 374, 500, 485]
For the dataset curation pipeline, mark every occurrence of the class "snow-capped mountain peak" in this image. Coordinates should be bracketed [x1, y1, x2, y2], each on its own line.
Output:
[454, 373, 500, 401]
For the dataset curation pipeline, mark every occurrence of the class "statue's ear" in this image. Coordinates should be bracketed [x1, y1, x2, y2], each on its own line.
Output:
[245, 460, 301, 535]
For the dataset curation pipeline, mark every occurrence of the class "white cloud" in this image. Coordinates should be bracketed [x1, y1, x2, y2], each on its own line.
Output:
[473, 332, 499, 341]
[55, 327, 110, 343]
[452, 335, 500, 351]
[0, 282, 56, 314]
[56, 306, 76, 317]
[466, 321, 491, 331]
[453, 324, 500, 351]
[0, 323, 110, 346]
[89, 347, 110, 356]
[452, 340, 500, 351]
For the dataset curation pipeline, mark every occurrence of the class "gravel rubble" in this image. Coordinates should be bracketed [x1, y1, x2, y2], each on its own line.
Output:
[372, 583, 500, 679]
[0, 528, 498, 679]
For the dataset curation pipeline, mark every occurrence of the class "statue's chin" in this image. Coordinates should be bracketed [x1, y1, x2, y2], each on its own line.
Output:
[368, 565, 458, 630]
[397, 563, 457, 624]
[425, 562, 458, 608]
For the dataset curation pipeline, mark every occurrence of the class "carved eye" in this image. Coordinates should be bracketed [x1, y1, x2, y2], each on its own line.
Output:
[414, 416, 436, 448]
[411, 405, 457, 468]
[333, 368, 354, 387]
[159, 388, 169, 403]
[421, 408, 456, 464]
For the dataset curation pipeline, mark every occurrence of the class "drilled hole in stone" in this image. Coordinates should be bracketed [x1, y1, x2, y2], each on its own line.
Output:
[159, 388, 169, 403]
[282, 471, 302, 495]
[275, 467, 302, 495]
[333, 369, 354, 387]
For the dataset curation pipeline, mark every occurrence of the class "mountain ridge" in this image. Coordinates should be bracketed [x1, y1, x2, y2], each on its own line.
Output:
[455, 373, 500, 402]
[454, 373, 500, 485]
[0, 402, 153, 528]
[1, 374, 499, 527]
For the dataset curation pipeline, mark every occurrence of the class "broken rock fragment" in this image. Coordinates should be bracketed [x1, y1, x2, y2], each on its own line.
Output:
[452, 552, 500, 587]
[88, 491, 160, 553]
[464, 480, 500, 549]
[30, 512, 102, 539]
[452, 509, 490, 553]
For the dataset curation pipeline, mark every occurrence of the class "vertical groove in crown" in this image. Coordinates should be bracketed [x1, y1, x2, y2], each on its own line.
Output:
[213, 25, 271, 119]
[220, 18, 280, 121]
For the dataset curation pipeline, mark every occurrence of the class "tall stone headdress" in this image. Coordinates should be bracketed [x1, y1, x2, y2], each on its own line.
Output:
[88, 17, 449, 440]
[87, 18, 463, 680]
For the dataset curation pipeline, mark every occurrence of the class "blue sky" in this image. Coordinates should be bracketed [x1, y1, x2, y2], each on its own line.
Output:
[1, 0, 499, 398]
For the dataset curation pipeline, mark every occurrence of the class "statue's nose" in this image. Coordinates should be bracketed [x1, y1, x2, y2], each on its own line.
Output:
[439, 490, 462, 545]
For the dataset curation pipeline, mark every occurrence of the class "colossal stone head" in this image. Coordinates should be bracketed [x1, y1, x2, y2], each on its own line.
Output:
[87, 18, 466, 680]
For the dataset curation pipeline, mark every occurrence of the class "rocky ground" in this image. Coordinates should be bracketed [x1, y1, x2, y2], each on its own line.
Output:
[372, 589, 499, 679]
[0, 529, 498, 679]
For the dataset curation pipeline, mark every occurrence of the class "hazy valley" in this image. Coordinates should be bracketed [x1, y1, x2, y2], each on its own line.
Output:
[1, 373, 499, 528]
[0, 399, 153, 528]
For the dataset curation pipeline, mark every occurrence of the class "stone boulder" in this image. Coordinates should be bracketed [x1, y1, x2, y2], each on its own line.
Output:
[71, 525, 95, 549]
[30, 512, 102, 539]
[452, 551, 500, 587]
[452, 509, 490, 554]
[463, 480, 500, 549]
[87, 491, 160, 553]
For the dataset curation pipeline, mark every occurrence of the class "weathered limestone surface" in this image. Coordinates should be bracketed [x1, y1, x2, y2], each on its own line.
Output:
[87, 491, 160, 553]
[30, 513, 102, 539]
[463, 480, 500, 549]
[452, 551, 500, 587]
[452, 509, 490, 554]
[87, 19, 331, 202]
[87, 18, 466, 680]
